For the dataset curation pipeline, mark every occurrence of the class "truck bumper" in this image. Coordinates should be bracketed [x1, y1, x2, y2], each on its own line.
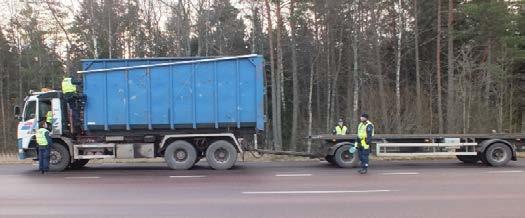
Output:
[17, 139, 25, 160]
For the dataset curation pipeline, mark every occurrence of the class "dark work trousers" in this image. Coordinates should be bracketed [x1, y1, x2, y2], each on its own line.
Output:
[358, 148, 370, 170]
[38, 147, 50, 172]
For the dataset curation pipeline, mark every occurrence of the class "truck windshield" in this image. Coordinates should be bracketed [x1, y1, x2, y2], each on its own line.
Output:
[23, 101, 36, 121]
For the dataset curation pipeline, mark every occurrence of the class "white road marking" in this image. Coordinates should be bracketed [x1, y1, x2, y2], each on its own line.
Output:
[65, 176, 101, 179]
[486, 170, 524, 174]
[275, 174, 312, 177]
[169, 175, 207, 178]
[242, 190, 396, 195]
[382, 172, 420, 175]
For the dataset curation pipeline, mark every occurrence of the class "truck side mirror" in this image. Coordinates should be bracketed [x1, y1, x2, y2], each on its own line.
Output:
[14, 106, 21, 120]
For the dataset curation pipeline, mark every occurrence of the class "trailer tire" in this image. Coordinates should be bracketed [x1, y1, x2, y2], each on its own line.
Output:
[69, 159, 90, 169]
[206, 140, 237, 170]
[164, 140, 197, 170]
[334, 145, 358, 168]
[484, 143, 512, 167]
[49, 143, 70, 172]
[456, 155, 479, 164]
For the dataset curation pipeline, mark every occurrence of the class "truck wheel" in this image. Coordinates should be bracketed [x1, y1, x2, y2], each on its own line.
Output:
[484, 143, 512, 167]
[69, 159, 90, 169]
[206, 140, 237, 170]
[334, 145, 358, 168]
[49, 143, 71, 172]
[456, 155, 479, 164]
[325, 155, 335, 165]
[164, 140, 197, 170]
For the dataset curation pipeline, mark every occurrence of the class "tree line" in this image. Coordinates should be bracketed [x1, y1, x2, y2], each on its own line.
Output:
[0, 0, 523, 153]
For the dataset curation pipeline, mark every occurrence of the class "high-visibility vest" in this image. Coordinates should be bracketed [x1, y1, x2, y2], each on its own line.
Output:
[36, 128, 50, 147]
[357, 121, 374, 149]
[335, 125, 348, 135]
[46, 111, 53, 123]
[61, 78, 77, 94]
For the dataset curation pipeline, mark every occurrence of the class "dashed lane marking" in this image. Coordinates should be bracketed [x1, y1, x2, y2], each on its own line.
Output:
[382, 172, 420, 175]
[486, 170, 524, 174]
[65, 176, 101, 179]
[169, 175, 207, 178]
[275, 174, 312, 177]
[242, 190, 397, 195]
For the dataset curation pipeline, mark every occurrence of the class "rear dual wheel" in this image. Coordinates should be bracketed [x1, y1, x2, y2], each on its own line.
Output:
[206, 140, 237, 170]
[164, 140, 197, 170]
[483, 143, 512, 167]
[333, 144, 359, 168]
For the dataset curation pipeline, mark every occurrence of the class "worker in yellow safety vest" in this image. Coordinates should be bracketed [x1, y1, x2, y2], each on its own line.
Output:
[332, 118, 348, 135]
[36, 120, 52, 174]
[46, 110, 53, 127]
[356, 113, 374, 174]
[61, 76, 81, 131]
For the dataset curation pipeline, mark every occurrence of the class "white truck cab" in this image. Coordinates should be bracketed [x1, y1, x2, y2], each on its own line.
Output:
[15, 90, 63, 160]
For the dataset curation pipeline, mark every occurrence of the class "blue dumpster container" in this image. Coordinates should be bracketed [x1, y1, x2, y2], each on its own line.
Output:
[79, 55, 264, 132]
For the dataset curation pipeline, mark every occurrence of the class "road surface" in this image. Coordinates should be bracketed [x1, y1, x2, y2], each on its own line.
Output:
[0, 159, 524, 218]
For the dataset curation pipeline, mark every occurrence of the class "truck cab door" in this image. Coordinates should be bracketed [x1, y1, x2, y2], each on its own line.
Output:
[50, 98, 63, 135]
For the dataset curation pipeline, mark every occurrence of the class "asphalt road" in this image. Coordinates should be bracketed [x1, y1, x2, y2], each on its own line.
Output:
[0, 159, 524, 218]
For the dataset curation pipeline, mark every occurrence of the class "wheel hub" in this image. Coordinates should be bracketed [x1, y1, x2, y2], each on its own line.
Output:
[175, 149, 187, 161]
[341, 150, 353, 162]
[50, 149, 61, 165]
[491, 148, 506, 162]
[214, 148, 228, 163]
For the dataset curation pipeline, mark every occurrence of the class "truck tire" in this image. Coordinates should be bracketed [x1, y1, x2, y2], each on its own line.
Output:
[164, 140, 197, 170]
[484, 143, 512, 167]
[69, 159, 90, 169]
[334, 144, 358, 168]
[325, 155, 335, 165]
[456, 155, 479, 164]
[206, 140, 237, 170]
[49, 143, 71, 172]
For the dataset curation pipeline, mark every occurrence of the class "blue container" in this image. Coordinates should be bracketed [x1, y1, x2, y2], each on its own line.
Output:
[79, 55, 265, 131]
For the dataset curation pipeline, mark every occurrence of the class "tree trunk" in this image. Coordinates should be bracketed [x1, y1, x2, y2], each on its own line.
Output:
[274, 0, 284, 150]
[264, 0, 282, 150]
[351, 33, 359, 133]
[414, 0, 422, 130]
[289, 0, 299, 151]
[436, 0, 444, 133]
[395, 0, 403, 133]
[446, 0, 455, 133]
[307, 58, 315, 153]
[0, 71, 6, 152]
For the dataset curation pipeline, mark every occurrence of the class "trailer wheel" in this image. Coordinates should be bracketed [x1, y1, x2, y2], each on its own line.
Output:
[69, 159, 90, 169]
[325, 155, 335, 165]
[49, 143, 70, 172]
[456, 155, 479, 164]
[164, 140, 197, 170]
[334, 145, 358, 168]
[484, 143, 512, 167]
[206, 140, 237, 170]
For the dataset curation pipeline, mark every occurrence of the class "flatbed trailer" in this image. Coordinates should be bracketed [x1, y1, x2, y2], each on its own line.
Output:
[249, 133, 522, 168]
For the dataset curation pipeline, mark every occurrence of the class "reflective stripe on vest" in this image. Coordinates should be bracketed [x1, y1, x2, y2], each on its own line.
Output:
[62, 78, 77, 94]
[36, 128, 50, 147]
[46, 111, 53, 123]
[335, 126, 348, 135]
[357, 121, 374, 149]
